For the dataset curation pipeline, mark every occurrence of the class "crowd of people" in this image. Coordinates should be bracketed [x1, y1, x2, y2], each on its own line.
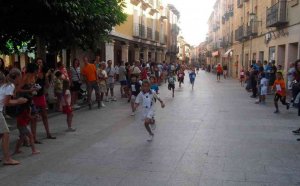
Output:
[240, 59, 300, 140]
[0, 55, 200, 165]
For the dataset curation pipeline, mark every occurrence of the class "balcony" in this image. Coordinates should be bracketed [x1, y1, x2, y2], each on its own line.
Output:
[130, 0, 141, 6]
[133, 23, 146, 38]
[141, 0, 152, 10]
[266, 1, 288, 28]
[235, 25, 244, 42]
[147, 27, 153, 40]
[246, 21, 258, 37]
[237, 0, 243, 8]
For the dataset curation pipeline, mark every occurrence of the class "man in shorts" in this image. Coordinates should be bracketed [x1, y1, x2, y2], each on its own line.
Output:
[81, 56, 100, 109]
[105, 60, 117, 102]
[119, 61, 127, 98]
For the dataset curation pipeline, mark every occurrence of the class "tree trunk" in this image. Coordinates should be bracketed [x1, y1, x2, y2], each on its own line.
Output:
[36, 36, 46, 60]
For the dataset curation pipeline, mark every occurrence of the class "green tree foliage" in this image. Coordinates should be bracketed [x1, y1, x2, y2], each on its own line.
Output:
[0, 0, 127, 54]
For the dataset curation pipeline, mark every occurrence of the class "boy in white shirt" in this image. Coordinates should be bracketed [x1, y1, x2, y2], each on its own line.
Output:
[134, 80, 165, 141]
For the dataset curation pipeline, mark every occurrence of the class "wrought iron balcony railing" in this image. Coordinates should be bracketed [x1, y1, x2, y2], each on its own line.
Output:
[266, 1, 288, 28]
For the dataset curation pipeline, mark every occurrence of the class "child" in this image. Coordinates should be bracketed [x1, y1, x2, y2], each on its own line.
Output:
[54, 71, 63, 111]
[134, 80, 165, 141]
[177, 69, 185, 88]
[272, 72, 290, 114]
[240, 68, 245, 87]
[61, 80, 76, 132]
[259, 73, 268, 104]
[97, 62, 108, 108]
[168, 73, 176, 98]
[150, 76, 159, 94]
[129, 75, 141, 116]
[15, 104, 40, 155]
[189, 69, 196, 90]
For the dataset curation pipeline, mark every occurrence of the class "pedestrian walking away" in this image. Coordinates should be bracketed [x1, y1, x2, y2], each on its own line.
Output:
[189, 68, 196, 90]
[134, 80, 165, 141]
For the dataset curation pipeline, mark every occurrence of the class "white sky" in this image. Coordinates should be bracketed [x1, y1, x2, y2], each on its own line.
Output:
[166, 0, 215, 46]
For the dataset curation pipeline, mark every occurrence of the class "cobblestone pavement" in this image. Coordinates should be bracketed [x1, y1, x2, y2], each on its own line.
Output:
[0, 71, 300, 186]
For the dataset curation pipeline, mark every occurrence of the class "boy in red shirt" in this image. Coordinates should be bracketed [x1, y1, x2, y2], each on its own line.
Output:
[272, 72, 290, 114]
[15, 104, 40, 155]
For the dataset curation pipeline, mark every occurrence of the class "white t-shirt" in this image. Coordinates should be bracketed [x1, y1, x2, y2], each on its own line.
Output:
[106, 67, 116, 84]
[260, 78, 268, 87]
[61, 90, 71, 106]
[0, 84, 15, 112]
[135, 90, 159, 110]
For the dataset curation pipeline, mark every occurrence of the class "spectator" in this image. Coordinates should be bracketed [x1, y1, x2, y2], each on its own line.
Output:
[70, 59, 81, 109]
[105, 60, 117, 102]
[81, 56, 100, 109]
[118, 61, 127, 98]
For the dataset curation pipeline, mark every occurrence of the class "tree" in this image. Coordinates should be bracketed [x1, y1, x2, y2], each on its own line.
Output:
[0, 0, 127, 55]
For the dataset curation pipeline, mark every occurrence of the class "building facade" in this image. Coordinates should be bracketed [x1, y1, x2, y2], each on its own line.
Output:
[0, 0, 180, 68]
[177, 36, 191, 64]
[206, 0, 300, 78]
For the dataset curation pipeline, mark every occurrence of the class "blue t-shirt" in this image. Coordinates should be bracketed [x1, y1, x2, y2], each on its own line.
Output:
[189, 72, 196, 81]
[151, 84, 159, 93]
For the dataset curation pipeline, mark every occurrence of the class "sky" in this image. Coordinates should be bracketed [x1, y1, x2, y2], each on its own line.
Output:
[166, 0, 215, 46]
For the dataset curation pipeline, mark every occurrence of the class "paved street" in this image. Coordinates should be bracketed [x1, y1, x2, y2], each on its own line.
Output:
[1, 71, 300, 186]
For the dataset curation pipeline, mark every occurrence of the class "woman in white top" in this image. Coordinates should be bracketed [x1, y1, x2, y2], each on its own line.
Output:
[0, 69, 27, 165]
[70, 59, 81, 109]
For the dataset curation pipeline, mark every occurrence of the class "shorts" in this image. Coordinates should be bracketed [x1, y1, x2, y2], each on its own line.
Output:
[217, 72, 221, 76]
[274, 93, 287, 104]
[168, 83, 175, 90]
[87, 81, 100, 94]
[33, 95, 47, 109]
[142, 109, 154, 120]
[99, 84, 107, 93]
[107, 83, 114, 89]
[261, 87, 267, 96]
[0, 112, 9, 134]
[130, 95, 136, 102]
[71, 81, 81, 92]
[17, 125, 30, 138]
[120, 80, 127, 86]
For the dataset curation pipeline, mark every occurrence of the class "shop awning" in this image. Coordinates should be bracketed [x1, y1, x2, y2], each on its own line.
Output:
[223, 49, 233, 58]
[212, 51, 219, 57]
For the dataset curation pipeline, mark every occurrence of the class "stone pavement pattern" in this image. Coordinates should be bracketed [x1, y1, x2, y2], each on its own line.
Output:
[0, 71, 300, 186]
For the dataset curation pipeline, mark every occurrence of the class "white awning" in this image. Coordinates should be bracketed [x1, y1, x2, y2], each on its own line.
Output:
[223, 49, 233, 58]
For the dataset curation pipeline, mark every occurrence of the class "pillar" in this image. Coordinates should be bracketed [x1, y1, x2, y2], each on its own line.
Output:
[162, 49, 167, 62]
[157, 51, 162, 63]
[105, 41, 115, 65]
[143, 47, 149, 62]
[151, 49, 156, 62]
[121, 43, 129, 62]
[134, 47, 140, 61]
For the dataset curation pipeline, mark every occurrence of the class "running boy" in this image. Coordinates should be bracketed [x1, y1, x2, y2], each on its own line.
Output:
[259, 73, 268, 104]
[177, 69, 185, 88]
[149, 76, 159, 94]
[272, 72, 290, 113]
[129, 75, 141, 116]
[189, 69, 196, 90]
[168, 73, 176, 97]
[134, 80, 165, 141]
[62, 80, 76, 132]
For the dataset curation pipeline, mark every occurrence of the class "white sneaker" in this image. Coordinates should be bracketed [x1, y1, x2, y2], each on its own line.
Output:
[101, 102, 106, 107]
[73, 104, 81, 109]
[147, 134, 154, 142]
[105, 97, 109, 102]
[112, 97, 117, 101]
[130, 112, 135, 116]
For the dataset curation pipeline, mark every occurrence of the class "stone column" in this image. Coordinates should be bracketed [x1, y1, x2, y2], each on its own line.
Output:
[143, 47, 149, 62]
[151, 49, 156, 62]
[161, 49, 167, 62]
[105, 41, 115, 65]
[134, 47, 140, 61]
[121, 43, 129, 62]
[157, 50, 162, 63]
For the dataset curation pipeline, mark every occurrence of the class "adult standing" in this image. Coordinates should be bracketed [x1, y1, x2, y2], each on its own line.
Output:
[70, 59, 81, 109]
[105, 60, 117, 102]
[0, 69, 28, 165]
[131, 60, 142, 78]
[250, 66, 258, 98]
[223, 64, 228, 79]
[216, 64, 223, 82]
[81, 56, 100, 109]
[33, 58, 56, 139]
[118, 61, 127, 98]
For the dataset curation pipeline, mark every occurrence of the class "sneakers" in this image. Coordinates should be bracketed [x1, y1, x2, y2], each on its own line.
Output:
[292, 128, 300, 134]
[147, 134, 154, 142]
[72, 104, 81, 109]
[274, 110, 280, 114]
[101, 102, 106, 107]
[112, 97, 117, 101]
[130, 112, 135, 116]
